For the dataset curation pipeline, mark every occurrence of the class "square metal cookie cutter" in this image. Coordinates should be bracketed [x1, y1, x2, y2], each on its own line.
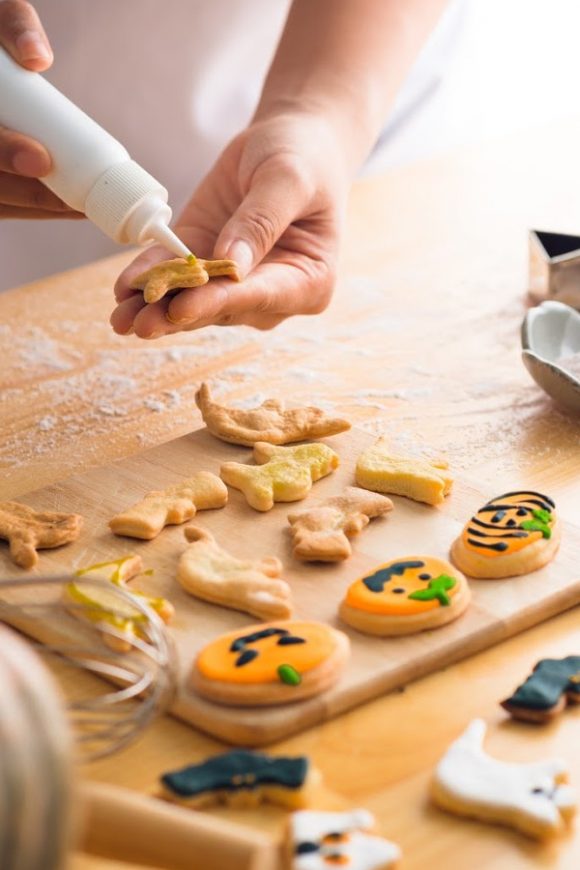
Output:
[529, 229, 580, 308]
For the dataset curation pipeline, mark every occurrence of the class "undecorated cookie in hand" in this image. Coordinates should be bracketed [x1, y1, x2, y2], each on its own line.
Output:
[288, 487, 393, 562]
[160, 749, 318, 810]
[190, 621, 350, 707]
[287, 809, 401, 870]
[431, 719, 577, 839]
[339, 556, 470, 636]
[177, 525, 292, 620]
[221, 442, 339, 511]
[195, 382, 351, 446]
[0, 501, 83, 569]
[109, 471, 228, 539]
[501, 656, 580, 724]
[356, 438, 453, 505]
[65, 555, 174, 653]
[130, 256, 240, 304]
[450, 490, 560, 578]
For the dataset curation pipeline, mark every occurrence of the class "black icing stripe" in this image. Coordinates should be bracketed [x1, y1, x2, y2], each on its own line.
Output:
[467, 527, 528, 540]
[479, 504, 535, 515]
[467, 538, 509, 552]
[472, 516, 528, 531]
[495, 490, 555, 508]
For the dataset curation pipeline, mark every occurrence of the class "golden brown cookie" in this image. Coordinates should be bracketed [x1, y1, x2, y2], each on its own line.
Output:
[0, 501, 83, 569]
[190, 620, 350, 707]
[195, 382, 350, 446]
[450, 490, 560, 578]
[109, 472, 228, 539]
[287, 486, 393, 562]
[355, 438, 453, 505]
[130, 257, 240, 304]
[177, 526, 292, 620]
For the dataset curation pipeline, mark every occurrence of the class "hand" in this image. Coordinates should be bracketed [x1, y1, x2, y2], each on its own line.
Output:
[0, 0, 83, 219]
[111, 112, 349, 337]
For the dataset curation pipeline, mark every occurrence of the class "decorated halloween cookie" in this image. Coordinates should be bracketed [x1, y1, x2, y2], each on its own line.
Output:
[355, 438, 453, 505]
[177, 525, 293, 620]
[195, 382, 350, 446]
[339, 556, 470, 636]
[431, 719, 577, 839]
[287, 487, 394, 562]
[161, 749, 318, 809]
[450, 490, 560, 578]
[287, 809, 401, 870]
[65, 555, 174, 653]
[190, 621, 350, 707]
[501, 656, 580, 723]
[220, 442, 339, 512]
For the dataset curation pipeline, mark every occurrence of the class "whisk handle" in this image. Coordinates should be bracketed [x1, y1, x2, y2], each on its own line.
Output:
[80, 782, 280, 870]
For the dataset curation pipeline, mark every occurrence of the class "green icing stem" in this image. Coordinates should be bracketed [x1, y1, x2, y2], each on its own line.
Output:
[521, 509, 552, 539]
[277, 664, 302, 686]
[408, 574, 456, 607]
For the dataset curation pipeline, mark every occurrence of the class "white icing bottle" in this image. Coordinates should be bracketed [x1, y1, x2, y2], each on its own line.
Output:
[0, 46, 191, 257]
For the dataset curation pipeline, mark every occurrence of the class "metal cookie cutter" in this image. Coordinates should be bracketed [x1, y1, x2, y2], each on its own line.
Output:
[529, 230, 580, 308]
[521, 300, 580, 413]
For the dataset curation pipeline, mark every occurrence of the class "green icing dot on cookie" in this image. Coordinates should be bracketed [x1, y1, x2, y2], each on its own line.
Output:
[277, 664, 302, 686]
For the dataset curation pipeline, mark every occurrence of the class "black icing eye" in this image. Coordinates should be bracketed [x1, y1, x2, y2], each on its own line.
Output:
[296, 842, 319, 855]
[419, 573, 431, 581]
[532, 787, 544, 795]
[392, 587, 405, 594]
[517, 508, 527, 516]
[506, 519, 516, 527]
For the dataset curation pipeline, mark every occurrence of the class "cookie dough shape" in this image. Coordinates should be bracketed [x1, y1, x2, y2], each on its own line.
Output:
[288, 487, 393, 562]
[65, 555, 174, 653]
[501, 656, 580, 723]
[191, 621, 350, 707]
[288, 809, 401, 870]
[220, 442, 339, 512]
[339, 556, 470, 636]
[450, 490, 560, 578]
[0, 501, 83, 569]
[195, 382, 350, 446]
[356, 438, 453, 505]
[160, 749, 317, 810]
[431, 719, 577, 839]
[130, 256, 240, 304]
[177, 526, 292, 620]
[109, 471, 228, 539]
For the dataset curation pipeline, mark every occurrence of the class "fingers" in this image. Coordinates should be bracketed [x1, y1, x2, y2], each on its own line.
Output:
[0, 123, 52, 177]
[0, 171, 73, 209]
[0, 0, 53, 70]
[0, 203, 84, 219]
[213, 156, 311, 275]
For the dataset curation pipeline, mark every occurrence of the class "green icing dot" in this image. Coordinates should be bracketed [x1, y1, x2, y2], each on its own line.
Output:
[277, 664, 302, 686]
[186, 253, 197, 264]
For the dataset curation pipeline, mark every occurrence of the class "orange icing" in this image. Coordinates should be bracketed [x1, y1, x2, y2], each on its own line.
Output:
[344, 557, 460, 615]
[462, 492, 554, 559]
[196, 621, 336, 684]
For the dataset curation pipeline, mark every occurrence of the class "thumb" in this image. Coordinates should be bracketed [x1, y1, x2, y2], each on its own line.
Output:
[0, 1, 53, 71]
[213, 158, 309, 277]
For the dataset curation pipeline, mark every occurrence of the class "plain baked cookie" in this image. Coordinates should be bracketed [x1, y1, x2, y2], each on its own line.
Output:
[355, 438, 453, 505]
[287, 809, 401, 869]
[190, 621, 350, 707]
[339, 556, 470, 636]
[450, 490, 560, 578]
[0, 501, 83, 569]
[431, 719, 577, 839]
[130, 256, 240, 304]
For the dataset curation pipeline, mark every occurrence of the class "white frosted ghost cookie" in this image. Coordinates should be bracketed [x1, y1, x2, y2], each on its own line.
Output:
[339, 556, 470, 636]
[431, 719, 577, 839]
[287, 809, 401, 869]
[450, 490, 561, 578]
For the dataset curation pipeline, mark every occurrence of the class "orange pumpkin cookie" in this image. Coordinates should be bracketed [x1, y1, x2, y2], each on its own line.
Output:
[339, 556, 470, 636]
[190, 621, 350, 707]
[450, 490, 560, 579]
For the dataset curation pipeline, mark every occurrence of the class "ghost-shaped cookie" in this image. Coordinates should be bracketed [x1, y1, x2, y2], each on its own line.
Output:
[288, 809, 401, 870]
[432, 719, 577, 839]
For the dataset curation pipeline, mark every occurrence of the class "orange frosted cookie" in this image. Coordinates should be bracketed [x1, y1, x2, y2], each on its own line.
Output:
[190, 621, 350, 707]
[339, 556, 470, 636]
[450, 490, 560, 578]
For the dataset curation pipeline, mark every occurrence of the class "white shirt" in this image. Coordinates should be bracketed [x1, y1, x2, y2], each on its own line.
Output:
[0, 0, 463, 291]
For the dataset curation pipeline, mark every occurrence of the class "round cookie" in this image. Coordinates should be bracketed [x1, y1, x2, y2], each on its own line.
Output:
[339, 556, 470, 636]
[190, 621, 350, 706]
[450, 490, 560, 579]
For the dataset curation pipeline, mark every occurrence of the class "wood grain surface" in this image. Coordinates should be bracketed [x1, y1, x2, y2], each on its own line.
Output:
[2, 117, 580, 868]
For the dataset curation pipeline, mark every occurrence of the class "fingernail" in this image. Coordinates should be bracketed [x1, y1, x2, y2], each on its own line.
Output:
[12, 149, 50, 177]
[225, 240, 253, 277]
[15, 31, 52, 64]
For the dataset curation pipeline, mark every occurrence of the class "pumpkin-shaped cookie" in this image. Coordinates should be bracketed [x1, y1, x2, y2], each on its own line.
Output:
[450, 490, 560, 578]
[339, 556, 470, 636]
[190, 621, 350, 706]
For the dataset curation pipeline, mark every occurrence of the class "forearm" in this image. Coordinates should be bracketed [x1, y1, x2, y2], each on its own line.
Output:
[254, 0, 450, 173]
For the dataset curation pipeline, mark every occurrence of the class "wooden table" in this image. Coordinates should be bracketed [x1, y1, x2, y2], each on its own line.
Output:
[2, 116, 580, 870]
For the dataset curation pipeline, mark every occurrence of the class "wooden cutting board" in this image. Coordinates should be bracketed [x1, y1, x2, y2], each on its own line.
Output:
[1, 425, 579, 746]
